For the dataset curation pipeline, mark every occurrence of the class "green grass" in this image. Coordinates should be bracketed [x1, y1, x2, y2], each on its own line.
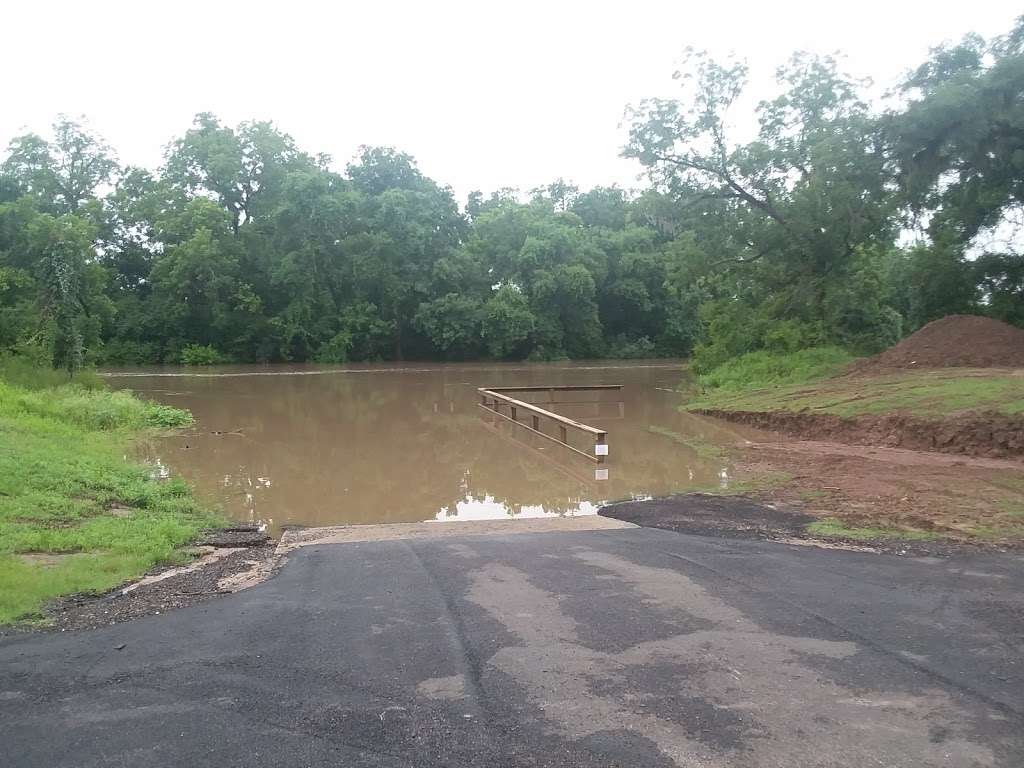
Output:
[806, 518, 940, 541]
[964, 523, 1024, 539]
[696, 347, 854, 393]
[0, 375, 220, 624]
[687, 349, 1024, 419]
[996, 499, 1024, 517]
[0, 355, 104, 391]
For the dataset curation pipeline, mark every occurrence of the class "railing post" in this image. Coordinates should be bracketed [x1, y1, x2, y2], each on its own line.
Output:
[478, 386, 616, 464]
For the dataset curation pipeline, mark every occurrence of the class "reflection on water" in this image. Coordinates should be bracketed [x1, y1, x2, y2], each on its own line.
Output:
[108, 361, 759, 535]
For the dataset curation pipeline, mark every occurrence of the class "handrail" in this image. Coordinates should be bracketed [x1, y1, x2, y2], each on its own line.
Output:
[476, 417, 607, 485]
[484, 385, 623, 392]
[477, 386, 615, 463]
[478, 389, 605, 435]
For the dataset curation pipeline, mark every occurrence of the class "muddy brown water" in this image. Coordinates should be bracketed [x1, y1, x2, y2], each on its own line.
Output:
[107, 361, 760, 535]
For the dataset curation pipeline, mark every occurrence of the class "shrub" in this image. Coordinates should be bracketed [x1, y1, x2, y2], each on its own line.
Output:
[180, 344, 226, 366]
[0, 355, 103, 390]
[0, 381, 193, 431]
[698, 347, 854, 392]
[142, 402, 194, 428]
[762, 319, 827, 354]
[688, 307, 831, 378]
[315, 331, 353, 364]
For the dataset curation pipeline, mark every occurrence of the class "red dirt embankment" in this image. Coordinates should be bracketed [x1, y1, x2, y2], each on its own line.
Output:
[848, 314, 1024, 375]
[698, 408, 1024, 459]
[706, 315, 1024, 458]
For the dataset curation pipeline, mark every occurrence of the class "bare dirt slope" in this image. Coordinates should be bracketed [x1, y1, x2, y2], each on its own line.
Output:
[735, 439, 1024, 544]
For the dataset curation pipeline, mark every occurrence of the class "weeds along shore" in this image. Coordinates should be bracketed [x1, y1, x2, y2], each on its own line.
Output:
[0, 359, 221, 625]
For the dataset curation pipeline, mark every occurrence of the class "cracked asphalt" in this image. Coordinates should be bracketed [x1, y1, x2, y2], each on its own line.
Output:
[2, 526, 1022, 767]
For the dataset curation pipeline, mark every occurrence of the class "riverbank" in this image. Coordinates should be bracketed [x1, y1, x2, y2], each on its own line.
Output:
[689, 368, 1024, 458]
[680, 353, 1024, 544]
[0, 369, 225, 625]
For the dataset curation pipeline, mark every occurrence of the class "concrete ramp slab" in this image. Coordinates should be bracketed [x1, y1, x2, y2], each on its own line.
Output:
[277, 515, 635, 553]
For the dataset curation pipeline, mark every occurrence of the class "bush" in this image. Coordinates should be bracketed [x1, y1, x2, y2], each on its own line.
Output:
[180, 344, 226, 366]
[142, 402, 194, 428]
[762, 319, 827, 354]
[315, 331, 353, 364]
[0, 355, 103, 390]
[690, 299, 779, 373]
[698, 347, 854, 392]
[0, 381, 193, 431]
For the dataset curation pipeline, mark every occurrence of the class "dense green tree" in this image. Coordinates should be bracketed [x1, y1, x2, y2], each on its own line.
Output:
[891, 18, 1024, 244]
[625, 49, 902, 363]
[481, 285, 535, 359]
[975, 252, 1024, 327]
[1, 19, 1021, 371]
[164, 114, 308, 234]
[885, 241, 979, 332]
[1, 117, 117, 216]
[414, 293, 484, 359]
[26, 213, 109, 372]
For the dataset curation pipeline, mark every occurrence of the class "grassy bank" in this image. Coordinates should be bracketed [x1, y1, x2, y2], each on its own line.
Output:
[680, 349, 1024, 545]
[0, 365, 221, 624]
[687, 349, 1024, 419]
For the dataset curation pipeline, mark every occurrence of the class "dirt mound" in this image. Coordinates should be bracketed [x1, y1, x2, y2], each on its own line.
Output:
[851, 315, 1024, 375]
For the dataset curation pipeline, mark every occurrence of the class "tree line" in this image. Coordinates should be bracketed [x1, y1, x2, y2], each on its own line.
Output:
[1, 18, 1022, 372]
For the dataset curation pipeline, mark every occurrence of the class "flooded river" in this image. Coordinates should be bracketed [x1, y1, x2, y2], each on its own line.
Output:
[108, 361, 756, 534]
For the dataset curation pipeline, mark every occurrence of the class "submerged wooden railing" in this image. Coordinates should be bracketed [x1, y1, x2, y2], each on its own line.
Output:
[477, 385, 622, 463]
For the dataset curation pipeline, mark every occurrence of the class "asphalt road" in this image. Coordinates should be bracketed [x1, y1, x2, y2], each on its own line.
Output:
[2, 526, 1023, 767]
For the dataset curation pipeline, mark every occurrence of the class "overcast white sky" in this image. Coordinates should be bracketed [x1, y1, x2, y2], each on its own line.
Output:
[2, 1, 1019, 201]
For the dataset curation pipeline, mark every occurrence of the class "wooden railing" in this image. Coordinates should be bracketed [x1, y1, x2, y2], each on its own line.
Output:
[477, 385, 621, 463]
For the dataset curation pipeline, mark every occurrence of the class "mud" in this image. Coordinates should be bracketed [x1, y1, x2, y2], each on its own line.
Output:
[602, 494, 815, 541]
[17, 541, 279, 634]
[698, 407, 1024, 459]
[734, 440, 1024, 548]
[197, 525, 271, 547]
[599, 493, 993, 556]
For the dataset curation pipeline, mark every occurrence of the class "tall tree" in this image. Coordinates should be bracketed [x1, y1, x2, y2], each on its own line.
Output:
[1, 117, 118, 215]
[625, 49, 899, 357]
[164, 114, 308, 234]
[890, 17, 1024, 244]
